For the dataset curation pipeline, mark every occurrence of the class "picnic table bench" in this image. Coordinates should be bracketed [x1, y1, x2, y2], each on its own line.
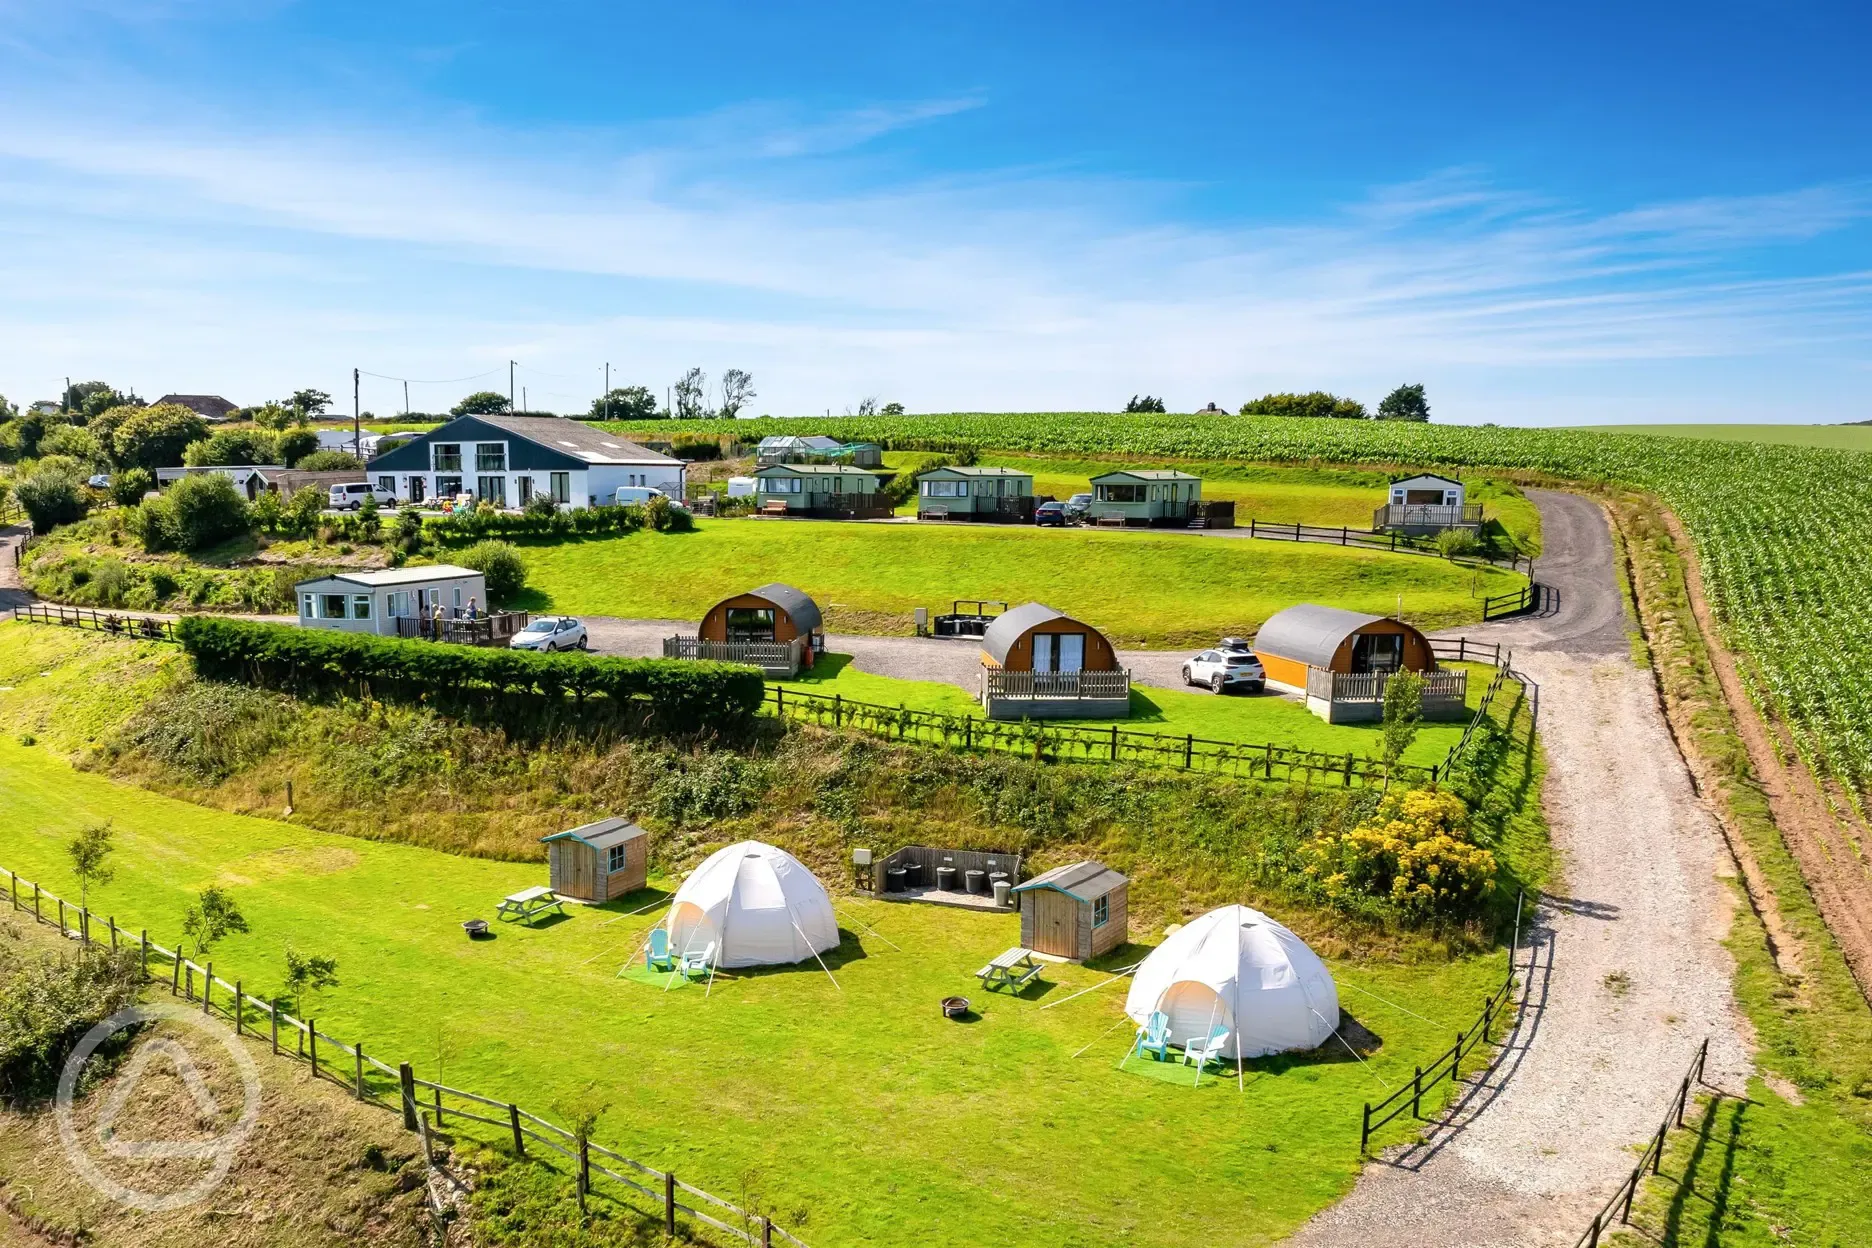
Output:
[496, 886, 566, 925]
[976, 946, 1044, 994]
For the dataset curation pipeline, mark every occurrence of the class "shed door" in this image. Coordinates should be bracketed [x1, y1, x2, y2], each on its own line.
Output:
[566, 843, 595, 899]
[1029, 891, 1079, 958]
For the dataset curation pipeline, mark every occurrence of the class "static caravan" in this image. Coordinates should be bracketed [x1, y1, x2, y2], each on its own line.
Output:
[753, 464, 886, 515]
[914, 466, 1035, 522]
[1374, 473, 1482, 534]
[294, 565, 486, 637]
[1087, 469, 1203, 526]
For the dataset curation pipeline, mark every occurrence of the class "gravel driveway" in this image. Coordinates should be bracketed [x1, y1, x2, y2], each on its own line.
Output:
[1287, 489, 1752, 1247]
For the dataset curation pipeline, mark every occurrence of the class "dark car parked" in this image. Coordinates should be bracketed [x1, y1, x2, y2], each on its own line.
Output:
[1063, 492, 1094, 523]
[1034, 501, 1068, 527]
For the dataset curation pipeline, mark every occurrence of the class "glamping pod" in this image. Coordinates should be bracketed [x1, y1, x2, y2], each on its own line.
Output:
[1251, 604, 1463, 723]
[668, 583, 825, 676]
[664, 841, 840, 969]
[977, 602, 1130, 720]
[1124, 904, 1338, 1059]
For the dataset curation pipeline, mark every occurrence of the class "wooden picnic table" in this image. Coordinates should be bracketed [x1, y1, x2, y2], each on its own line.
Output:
[976, 946, 1044, 994]
[496, 885, 566, 925]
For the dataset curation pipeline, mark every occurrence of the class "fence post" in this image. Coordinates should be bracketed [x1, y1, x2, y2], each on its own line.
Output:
[764, 1216, 773, 1248]
[665, 1171, 676, 1235]
[58, 897, 65, 935]
[204, 962, 212, 1014]
[109, 915, 118, 951]
[80, 906, 89, 946]
[309, 1021, 318, 1077]
[140, 930, 148, 976]
[1184, 734, 1193, 768]
[833, 693, 841, 726]
[1586, 1210, 1601, 1248]
[399, 1064, 418, 1131]
[1359, 1103, 1372, 1154]
[776, 686, 784, 716]
[1412, 1066, 1423, 1119]
[1651, 1120, 1667, 1174]
[1621, 1165, 1640, 1222]
[172, 949, 182, 995]
[355, 1043, 364, 1100]
[7, 872, 13, 910]
[434, 1085, 443, 1127]
[1482, 995, 1492, 1043]
[1452, 1032, 1463, 1081]
[234, 981, 243, 1035]
[32, 884, 39, 924]
[1111, 723, 1119, 761]
[1676, 1075, 1689, 1128]
[271, 1005, 280, 1056]
[509, 1104, 524, 1156]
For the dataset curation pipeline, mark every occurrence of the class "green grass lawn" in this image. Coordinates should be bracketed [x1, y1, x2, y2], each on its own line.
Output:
[0, 737, 1505, 1248]
[516, 519, 1526, 648]
[776, 653, 1482, 767]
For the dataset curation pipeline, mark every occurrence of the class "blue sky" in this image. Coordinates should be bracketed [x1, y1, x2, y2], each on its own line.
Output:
[2, 1, 1870, 422]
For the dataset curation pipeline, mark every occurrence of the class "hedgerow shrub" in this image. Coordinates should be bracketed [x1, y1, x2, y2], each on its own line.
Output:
[176, 617, 763, 737]
[13, 465, 87, 531]
[456, 540, 527, 604]
[426, 502, 644, 545]
[0, 933, 144, 1103]
[134, 473, 249, 552]
[1300, 787, 1495, 918]
[109, 467, 153, 507]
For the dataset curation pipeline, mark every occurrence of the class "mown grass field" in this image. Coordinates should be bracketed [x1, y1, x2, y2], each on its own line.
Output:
[0, 736, 1505, 1248]
[516, 519, 1526, 647]
[777, 653, 1485, 767]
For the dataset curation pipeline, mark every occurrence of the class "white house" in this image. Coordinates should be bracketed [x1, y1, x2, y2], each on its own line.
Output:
[295, 565, 487, 636]
[1375, 473, 1480, 533]
[365, 414, 685, 509]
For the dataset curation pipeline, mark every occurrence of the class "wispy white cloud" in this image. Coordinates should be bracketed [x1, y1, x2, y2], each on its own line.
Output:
[0, 88, 1868, 422]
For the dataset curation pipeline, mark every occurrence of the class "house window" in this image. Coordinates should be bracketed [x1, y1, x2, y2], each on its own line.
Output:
[352, 594, 372, 620]
[1093, 895, 1110, 928]
[1095, 483, 1145, 502]
[376, 475, 394, 494]
[300, 593, 314, 618]
[476, 443, 506, 472]
[432, 443, 462, 472]
[387, 591, 411, 618]
[437, 476, 463, 498]
[550, 472, 570, 503]
[764, 477, 802, 494]
[607, 844, 627, 873]
[516, 475, 534, 506]
[319, 594, 348, 619]
[477, 476, 507, 506]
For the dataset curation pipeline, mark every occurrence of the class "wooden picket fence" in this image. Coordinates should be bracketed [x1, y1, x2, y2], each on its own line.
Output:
[2, 864, 809, 1247]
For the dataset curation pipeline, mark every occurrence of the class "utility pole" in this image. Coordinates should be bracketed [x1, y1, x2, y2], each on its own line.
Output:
[403, 380, 409, 417]
[353, 368, 360, 454]
[522, 386, 527, 414]
[509, 360, 516, 414]
[604, 363, 610, 420]
[64, 376, 70, 416]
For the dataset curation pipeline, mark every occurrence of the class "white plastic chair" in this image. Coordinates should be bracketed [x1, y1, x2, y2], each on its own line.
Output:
[679, 941, 716, 979]
[1181, 1026, 1230, 1069]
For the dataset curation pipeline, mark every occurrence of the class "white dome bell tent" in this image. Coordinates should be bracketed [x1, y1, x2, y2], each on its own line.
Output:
[1124, 904, 1339, 1064]
[664, 841, 841, 977]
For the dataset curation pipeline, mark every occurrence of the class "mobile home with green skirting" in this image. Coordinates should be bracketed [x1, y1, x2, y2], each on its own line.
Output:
[754, 463, 888, 516]
[914, 466, 1035, 522]
[1088, 468, 1203, 525]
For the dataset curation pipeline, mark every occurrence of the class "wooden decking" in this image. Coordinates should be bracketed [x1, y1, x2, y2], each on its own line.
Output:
[877, 884, 1006, 912]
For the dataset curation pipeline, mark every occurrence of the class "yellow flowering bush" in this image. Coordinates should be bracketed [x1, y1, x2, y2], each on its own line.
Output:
[1303, 788, 1495, 918]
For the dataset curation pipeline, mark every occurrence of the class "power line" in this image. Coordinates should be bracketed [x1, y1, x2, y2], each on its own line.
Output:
[357, 367, 504, 385]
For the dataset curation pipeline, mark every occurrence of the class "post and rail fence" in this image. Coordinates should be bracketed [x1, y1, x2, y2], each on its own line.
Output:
[1570, 1039, 1713, 1248]
[1360, 890, 1529, 1154]
[2, 863, 811, 1248]
[8, 602, 178, 640]
[1243, 516, 1535, 577]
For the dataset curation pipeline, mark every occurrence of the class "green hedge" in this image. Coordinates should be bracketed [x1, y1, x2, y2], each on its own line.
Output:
[176, 617, 763, 737]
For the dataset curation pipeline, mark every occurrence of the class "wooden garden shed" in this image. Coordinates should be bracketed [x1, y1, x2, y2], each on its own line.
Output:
[540, 817, 648, 903]
[1013, 861, 1128, 961]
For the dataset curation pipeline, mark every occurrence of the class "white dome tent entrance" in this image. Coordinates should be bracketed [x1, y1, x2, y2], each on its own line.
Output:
[657, 841, 843, 993]
[1122, 905, 1340, 1088]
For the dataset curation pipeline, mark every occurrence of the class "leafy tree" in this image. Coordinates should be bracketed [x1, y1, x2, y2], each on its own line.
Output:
[109, 467, 154, 506]
[64, 381, 139, 421]
[458, 539, 527, 604]
[250, 487, 284, 533]
[3, 412, 47, 460]
[111, 403, 209, 471]
[274, 427, 321, 468]
[588, 386, 658, 421]
[252, 402, 295, 431]
[1376, 383, 1431, 422]
[283, 486, 325, 535]
[853, 396, 878, 418]
[13, 465, 87, 531]
[1238, 391, 1368, 420]
[0, 393, 16, 422]
[135, 472, 249, 553]
[452, 390, 510, 416]
[182, 886, 249, 954]
[880, 401, 906, 416]
[394, 506, 425, 550]
[672, 368, 708, 420]
[67, 821, 115, 909]
[718, 369, 756, 419]
[1124, 395, 1166, 413]
[282, 945, 339, 1015]
[294, 449, 363, 472]
[356, 492, 381, 541]
[1380, 671, 1424, 787]
[183, 429, 276, 467]
[38, 424, 103, 466]
[289, 389, 333, 419]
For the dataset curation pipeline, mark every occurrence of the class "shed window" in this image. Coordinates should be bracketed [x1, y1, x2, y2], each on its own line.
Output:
[432, 443, 462, 472]
[607, 844, 627, 873]
[475, 442, 506, 472]
[1093, 895, 1110, 929]
[352, 594, 372, 620]
[319, 593, 348, 619]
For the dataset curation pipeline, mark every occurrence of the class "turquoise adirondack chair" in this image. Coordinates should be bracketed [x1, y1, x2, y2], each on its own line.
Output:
[1134, 1011, 1172, 1062]
[647, 927, 675, 972]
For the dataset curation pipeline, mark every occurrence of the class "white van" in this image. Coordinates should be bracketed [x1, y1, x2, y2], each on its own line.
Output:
[613, 485, 688, 510]
[328, 481, 396, 510]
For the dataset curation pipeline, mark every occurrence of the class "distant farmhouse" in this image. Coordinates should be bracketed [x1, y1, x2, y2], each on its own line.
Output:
[155, 394, 240, 422]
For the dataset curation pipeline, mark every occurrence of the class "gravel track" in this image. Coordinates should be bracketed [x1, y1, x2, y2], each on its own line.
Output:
[1286, 490, 1753, 1247]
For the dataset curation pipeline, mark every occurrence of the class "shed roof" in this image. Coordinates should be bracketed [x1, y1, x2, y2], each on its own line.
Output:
[539, 817, 648, 852]
[1252, 604, 1387, 669]
[1013, 860, 1128, 901]
[1088, 468, 1201, 482]
[756, 434, 843, 452]
[745, 582, 823, 634]
[294, 564, 482, 590]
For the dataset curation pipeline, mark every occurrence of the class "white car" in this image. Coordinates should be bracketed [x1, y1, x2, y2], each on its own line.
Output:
[328, 481, 397, 510]
[613, 485, 689, 510]
[1182, 648, 1266, 694]
[86, 473, 112, 489]
[509, 616, 589, 652]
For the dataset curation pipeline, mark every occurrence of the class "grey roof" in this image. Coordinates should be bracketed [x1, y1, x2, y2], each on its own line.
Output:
[473, 415, 681, 466]
[295, 564, 482, 590]
[540, 817, 647, 851]
[980, 602, 1067, 666]
[1390, 472, 1461, 486]
[746, 582, 823, 634]
[156, 394, 239, 418]
[1087, 468, 1201, 482]
[754, 462, 879, 476]
[1252, 604, 1386, 669]
[1013, 860, 1127, 901]
[756, 434, 843, 452]
[914, 466, 1032, 478]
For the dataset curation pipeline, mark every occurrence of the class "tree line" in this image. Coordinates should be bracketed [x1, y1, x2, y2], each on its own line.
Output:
[1124, 383, 1432, 421]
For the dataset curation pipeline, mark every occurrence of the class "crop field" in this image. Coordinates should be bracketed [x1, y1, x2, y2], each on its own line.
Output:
[598, 413, 1872, 804]
[1563, 422, 1872, 451]
[0, 736, 1505, 1248]
[517, 519, 1525, 648]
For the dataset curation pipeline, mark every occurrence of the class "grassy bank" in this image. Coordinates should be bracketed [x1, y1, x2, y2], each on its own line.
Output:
[517, 519, 1525, 647]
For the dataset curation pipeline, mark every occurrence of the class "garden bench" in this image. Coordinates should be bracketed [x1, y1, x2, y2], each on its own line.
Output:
[976, 946, 1044, 994]
[761, 499, 791, 517]
[495, 885, 565, 926]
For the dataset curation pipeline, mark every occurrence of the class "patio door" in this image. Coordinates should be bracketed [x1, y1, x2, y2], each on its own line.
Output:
[1031, 633, 1084, 673]
[1352, 633, 1403, 674]
[516, 476, 533, 506]
[726, 607, 776, 641]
